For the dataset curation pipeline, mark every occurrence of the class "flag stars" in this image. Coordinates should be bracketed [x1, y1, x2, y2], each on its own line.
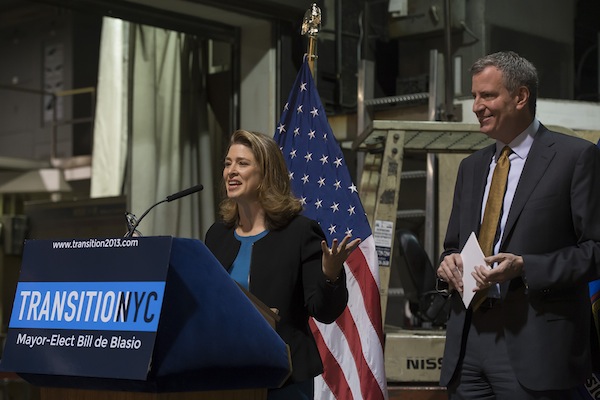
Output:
[310, 107, 319, 117]
[334, 180, 342, 190]
[318, 177, 326, 187]
[297, 105, 303, 114]
[323, 133, 328, 141]
[290, 149, 297, 159]
[308, 130, 316, 139]
[294, 127, 301, 136]
[330, 202, 340, 212]
[277, 123, 286, 134]
[302, 174, 310, 184]
[288, 172, 294, 180]
[328, 224, 337, 235]
[300, 82, 307, 91]
[300, 196, 307, 206]
[304, 152, 313, 162]
[320, 155, 329, 164]
[348, 183, 358, 193]
[284, 102, 289, 111]
[334, 157, 343, 167]
[345, 228, 353, 237]
[348, 205, 356, 215]
[315, 199, 323, 209]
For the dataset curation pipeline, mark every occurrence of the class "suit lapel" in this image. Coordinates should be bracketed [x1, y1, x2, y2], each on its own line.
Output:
[501, 126, 556, 248]
[470, 145, 495, 236]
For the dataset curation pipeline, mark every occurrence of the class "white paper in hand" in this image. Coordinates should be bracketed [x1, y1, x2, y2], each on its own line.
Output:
[460, 232, 488, 308]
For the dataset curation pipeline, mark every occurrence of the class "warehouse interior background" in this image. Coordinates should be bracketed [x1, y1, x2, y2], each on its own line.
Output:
[0, 0, 599, 397]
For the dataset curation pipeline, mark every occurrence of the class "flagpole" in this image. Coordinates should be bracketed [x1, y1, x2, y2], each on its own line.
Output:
[301, 3, 321, 78]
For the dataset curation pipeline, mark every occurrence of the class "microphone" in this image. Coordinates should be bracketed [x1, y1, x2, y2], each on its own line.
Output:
[124, 184, 203, 237]
[166, 184, 204, 202]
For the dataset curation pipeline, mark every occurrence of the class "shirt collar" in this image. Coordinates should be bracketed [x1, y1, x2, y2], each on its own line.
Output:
[495, 118, 538, 160]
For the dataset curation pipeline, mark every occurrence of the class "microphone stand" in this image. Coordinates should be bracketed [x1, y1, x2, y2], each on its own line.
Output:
[124, 184, 203, 238]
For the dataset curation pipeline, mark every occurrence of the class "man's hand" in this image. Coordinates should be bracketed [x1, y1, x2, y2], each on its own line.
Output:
[437, 253, 464, 293]
[472, 253, 524, 289]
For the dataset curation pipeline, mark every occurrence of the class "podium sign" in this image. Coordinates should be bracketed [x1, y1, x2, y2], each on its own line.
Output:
[1, 236, 172, 380]
[0, 236, 291, 394]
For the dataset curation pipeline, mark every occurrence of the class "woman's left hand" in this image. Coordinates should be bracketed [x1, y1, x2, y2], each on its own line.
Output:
[321, 235, 361, 281]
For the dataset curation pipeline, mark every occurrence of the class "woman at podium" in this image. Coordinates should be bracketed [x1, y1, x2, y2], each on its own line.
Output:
[205, 130, 360, 400]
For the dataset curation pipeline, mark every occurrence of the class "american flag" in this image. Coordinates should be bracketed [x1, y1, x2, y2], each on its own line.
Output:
[274, 59, 387, 400]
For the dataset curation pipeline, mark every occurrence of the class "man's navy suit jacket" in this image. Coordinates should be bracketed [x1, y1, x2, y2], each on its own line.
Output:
[440, 124, 600, 391]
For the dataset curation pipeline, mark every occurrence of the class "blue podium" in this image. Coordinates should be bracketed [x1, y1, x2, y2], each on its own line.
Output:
[0, 237, 291, 399]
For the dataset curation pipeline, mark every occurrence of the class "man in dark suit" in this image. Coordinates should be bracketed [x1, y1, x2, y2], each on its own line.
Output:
[436, 51, 600, 398]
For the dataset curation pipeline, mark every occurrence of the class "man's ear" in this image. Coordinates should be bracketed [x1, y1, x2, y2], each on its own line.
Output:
[515, 86, 530, 110]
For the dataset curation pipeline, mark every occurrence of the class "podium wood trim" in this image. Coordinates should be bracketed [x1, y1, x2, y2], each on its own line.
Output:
[237, 284, 280, 329]
[41, 387, 266, 400]
[237, 283, 293, 385]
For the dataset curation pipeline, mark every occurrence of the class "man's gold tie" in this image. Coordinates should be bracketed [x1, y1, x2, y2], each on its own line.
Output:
[472, 146, 511, 310]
